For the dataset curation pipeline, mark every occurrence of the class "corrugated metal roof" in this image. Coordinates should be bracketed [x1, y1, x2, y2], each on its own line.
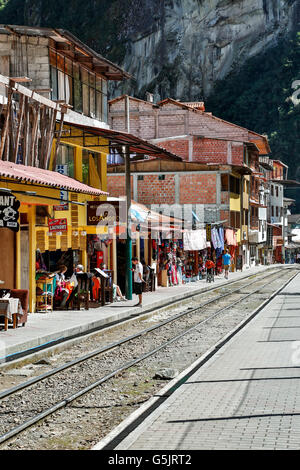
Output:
[0, 160, 108, 195]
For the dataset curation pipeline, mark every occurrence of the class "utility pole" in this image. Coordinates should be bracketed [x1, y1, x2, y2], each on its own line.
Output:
[125, 144, 132, 300]
[124, 96, 132, 299]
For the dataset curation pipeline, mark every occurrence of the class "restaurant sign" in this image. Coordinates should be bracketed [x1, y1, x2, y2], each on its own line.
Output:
[48, 218, 68, 233]
[0, 192, 20, 232]
[87, 201, 124, 226]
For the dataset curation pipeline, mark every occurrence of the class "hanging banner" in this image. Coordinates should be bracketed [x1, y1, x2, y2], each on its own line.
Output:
[48, 218, 68, 233]
[184, 229, 207, 251]
[206, 224, 211, 242]
[0, 192, 20, 232]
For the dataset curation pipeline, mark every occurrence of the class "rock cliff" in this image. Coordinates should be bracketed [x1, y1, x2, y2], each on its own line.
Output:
[115, 0, 299, 100]
[0, 0, 298, 101]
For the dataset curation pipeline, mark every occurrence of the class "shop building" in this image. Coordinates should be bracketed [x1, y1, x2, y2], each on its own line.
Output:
[108, 95, 274, 270]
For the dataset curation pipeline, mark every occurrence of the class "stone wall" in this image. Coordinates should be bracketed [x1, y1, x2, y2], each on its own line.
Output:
[0, 33, 50, 91]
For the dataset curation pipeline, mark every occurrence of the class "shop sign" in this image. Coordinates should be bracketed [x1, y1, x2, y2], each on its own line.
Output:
[206, 224, 211, 242]
[87, 201, 123, 226]
[55, 164, 69, 211]
[276, 238, 284, 246]
[0, 192, 20, 232]
[53, 203, 69, 211]
[48, 218, 68, 233]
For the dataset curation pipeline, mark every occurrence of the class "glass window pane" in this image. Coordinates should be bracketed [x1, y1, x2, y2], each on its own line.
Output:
[90, 87, 95, 118]
[81, 68, 89, 85]
[89, 72, 95, 88]
[102, 80, 107, 96]
[102, 92, 108, 123]
[96, 91, 102, 120]
[96, 76, 102, 92]
[57, 70, 65, 101]
[73, 64, 82, 113]
[82, 84, 89, 115]
[50, 66, 58, 100]
[82, 149, 89, 185]
[56, 145, 74, 179]
[66, 75, 73, 106]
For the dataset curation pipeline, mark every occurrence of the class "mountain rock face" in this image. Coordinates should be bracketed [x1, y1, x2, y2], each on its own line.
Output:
[0, 0, 299, 101]
[116, 0, 299, 100]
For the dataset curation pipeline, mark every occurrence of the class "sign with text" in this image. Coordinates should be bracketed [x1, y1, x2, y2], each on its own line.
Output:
[0, 192, 20, 232]
[48, 218, 68, 233]
[87, 201, 124, 226]
[55, 164, 69, 211]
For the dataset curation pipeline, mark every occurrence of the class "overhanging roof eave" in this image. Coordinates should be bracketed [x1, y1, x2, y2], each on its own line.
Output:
[70, 124, 182, 161]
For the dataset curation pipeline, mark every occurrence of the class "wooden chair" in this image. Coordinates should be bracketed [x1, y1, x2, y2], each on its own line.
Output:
[10, 289, 29, 327]
[99, 270, 114, 305]
[74, 273, 90, 310]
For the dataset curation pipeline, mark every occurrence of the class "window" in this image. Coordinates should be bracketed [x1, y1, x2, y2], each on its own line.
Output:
[158, 175, 165, 180]
[137, 175, 144, 181]
[221, 174, 229, 191]
[82, 150, 101, 187]
[276, 186, 279, 197]
[230, 176, 240, 194]
[49, 49, 108, 122]
[56, 145, 75, 179]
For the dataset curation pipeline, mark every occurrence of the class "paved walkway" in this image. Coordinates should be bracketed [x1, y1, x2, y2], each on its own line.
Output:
[0, 264, 287, 365]
[109, 271, 300, 450]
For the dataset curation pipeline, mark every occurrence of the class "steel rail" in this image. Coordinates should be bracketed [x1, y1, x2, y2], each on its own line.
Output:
[0, 267, 284, 364]
[0, 268, 287, 401]
[0, 269, 297, 446]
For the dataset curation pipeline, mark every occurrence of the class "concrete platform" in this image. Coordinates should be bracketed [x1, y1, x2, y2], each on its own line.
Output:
[101, 271, 300, 450]
[0, 264, 288, 365]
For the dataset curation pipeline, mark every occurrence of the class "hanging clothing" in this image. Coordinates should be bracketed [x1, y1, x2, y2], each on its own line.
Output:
[218, 227, 225, 251]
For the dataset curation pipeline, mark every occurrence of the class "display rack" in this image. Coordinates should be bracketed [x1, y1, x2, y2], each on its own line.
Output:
[36, 278, 54, 312]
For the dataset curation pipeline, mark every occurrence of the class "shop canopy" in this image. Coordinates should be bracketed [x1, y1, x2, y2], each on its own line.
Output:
[69, 124, 182, 162]
[0, 160, 108, 196]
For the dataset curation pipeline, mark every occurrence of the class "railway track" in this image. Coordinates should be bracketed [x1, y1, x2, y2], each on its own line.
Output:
[0, 267, 298, 449]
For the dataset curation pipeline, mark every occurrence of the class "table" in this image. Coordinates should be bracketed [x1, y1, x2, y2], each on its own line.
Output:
[0, 298, 23, 331]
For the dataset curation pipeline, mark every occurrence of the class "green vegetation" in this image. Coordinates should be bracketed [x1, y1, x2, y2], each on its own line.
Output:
[206, 32, 300, 207]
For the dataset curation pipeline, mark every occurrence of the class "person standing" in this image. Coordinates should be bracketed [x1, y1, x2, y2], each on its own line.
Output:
[222, 249, 231, 280]
[132, 257, 144, 307]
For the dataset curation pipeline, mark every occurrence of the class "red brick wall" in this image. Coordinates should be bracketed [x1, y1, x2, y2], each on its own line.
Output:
[180, 174, 217, 204]
[156, 139, 189, 160]
[154, 137, 244, 165]
[107, 172, 219, 207]
[137, 174, 176, 205]
[193, 138, 244, 165]
[107, 175, 133, 199]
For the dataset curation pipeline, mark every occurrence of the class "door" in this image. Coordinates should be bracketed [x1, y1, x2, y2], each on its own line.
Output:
[20, 229, 30, 290]
[0, 228, 16, 288]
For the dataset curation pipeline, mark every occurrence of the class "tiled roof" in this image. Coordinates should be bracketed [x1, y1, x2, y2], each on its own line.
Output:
[0, 160, 108, 195]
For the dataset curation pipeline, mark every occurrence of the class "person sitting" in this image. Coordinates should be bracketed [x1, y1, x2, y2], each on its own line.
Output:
[54, 265, 70, 309]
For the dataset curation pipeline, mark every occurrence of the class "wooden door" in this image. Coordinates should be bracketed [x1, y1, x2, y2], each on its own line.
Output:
[0, 228, 16, 288]
[20, 229, 30, 290]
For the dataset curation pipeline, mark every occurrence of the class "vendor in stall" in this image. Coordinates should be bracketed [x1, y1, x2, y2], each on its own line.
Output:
[53, 265, 70, 309]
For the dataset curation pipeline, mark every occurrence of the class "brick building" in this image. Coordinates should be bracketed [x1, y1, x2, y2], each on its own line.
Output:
[108, 95, 276, 268]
